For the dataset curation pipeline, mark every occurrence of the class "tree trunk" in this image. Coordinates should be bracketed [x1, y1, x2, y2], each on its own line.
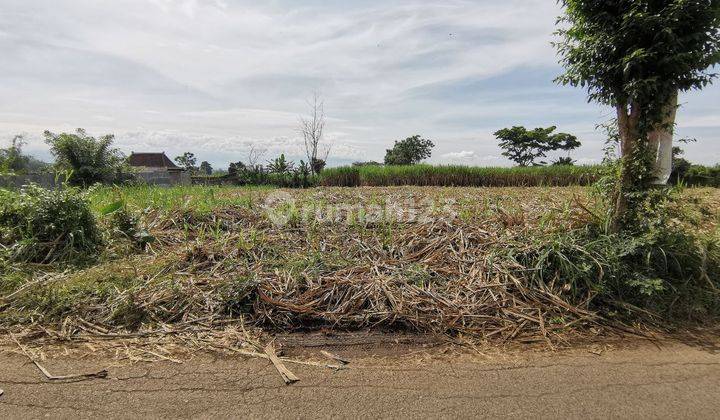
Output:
[647, 92, 678, 185]
[611, 101, 640, 233]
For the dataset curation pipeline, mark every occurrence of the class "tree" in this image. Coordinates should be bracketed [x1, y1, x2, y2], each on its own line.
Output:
[299, 93, 331, 175]
[44, 128, 126, 186]
[228, 161, 246, 177]
[199, 161, 213, 175]
[266, 154, 294, 174]
[1, 135, 50, 174]
[384, 135, 435, 165]
[555, 0, 720, 230]
[246, 144, 267, 168]
[310, 158, 326, 174]
[553, 157, 576, 166]
[494, 126, 580, 167]
[174, 152, 198, 172]
[670, 137, 697, 183]
[0, 135, 29, 173]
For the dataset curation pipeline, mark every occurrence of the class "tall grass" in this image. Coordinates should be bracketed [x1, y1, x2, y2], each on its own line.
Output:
[319, 164, 601, 187]
[89, 185, 273, 214]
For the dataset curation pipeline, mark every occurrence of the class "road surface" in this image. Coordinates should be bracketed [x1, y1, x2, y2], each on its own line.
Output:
[1, 338, 719, 419]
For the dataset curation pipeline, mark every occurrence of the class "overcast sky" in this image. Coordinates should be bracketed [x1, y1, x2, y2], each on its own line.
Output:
[1, 0, 719, 168]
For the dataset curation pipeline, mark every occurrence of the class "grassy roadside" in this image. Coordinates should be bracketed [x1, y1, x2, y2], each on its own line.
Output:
[1, 186, 719, 343]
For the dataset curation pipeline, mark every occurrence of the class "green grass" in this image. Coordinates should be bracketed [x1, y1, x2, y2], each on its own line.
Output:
[89, 184, 275, 214]
[319, 164, 601, 187]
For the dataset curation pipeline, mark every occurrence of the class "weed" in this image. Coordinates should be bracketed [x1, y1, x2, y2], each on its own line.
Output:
[0, 185, 102, 263]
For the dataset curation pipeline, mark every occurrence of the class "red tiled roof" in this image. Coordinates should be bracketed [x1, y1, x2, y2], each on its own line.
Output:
[128, 153, 179, 169]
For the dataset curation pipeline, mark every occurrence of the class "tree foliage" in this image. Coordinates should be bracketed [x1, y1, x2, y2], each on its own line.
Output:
[44, 129, 126, 187]
[174, 152, 198, 172]
[199, 161, 213, 176]
[0, 135, 28, 174]
[555, 0, 720, 230]
[494, 126, 581, 167]
[384, 135, 435, 165]
[266, 154, 295, 174]
[556, 0, 720, 126]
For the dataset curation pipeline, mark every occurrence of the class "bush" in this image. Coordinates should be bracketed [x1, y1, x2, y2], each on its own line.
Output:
[680, 165, 720, 187]
[0, 185, 102, 263]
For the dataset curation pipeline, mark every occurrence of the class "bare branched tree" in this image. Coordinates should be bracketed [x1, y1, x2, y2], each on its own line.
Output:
[246, 144, 267, 168]
[299, 92, 331, 174]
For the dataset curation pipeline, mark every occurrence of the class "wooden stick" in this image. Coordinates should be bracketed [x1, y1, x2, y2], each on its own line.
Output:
[264, 343, 299, 385]
[11, 334, 108, 382]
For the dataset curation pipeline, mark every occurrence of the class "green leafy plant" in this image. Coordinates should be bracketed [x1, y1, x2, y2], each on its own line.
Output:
[0, 184, 102, 263]
[44, 128, 127, 187]
[266, 154, 295, 174]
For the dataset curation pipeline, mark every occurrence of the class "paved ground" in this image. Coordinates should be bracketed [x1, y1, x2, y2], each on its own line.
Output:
[1, 338, 719, 419]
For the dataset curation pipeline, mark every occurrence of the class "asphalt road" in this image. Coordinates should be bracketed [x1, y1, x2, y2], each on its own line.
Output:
[1, 339, 719, 419]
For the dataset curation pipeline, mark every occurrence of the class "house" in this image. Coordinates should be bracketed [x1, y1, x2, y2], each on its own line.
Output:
[128, 152, 189, 185]
[128, 152, 181, 173]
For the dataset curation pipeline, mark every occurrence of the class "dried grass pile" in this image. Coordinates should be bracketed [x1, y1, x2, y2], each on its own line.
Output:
[2, 186, 718, 345]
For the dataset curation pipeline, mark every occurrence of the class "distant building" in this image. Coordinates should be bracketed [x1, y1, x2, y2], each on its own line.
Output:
[128, 152, 181, 173]
[128, 152, 189, 185]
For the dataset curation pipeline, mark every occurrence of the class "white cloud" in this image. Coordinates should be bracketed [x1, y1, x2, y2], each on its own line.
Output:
[441, 150, 477, 160]
[0, 0, 718, 167]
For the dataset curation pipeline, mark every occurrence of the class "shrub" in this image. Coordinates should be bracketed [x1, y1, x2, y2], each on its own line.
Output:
[0, 185, 102, 263]
[680, 165, 720, 187]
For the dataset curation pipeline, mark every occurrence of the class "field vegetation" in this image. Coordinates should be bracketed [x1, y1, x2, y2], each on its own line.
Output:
[320, 164, 602, 187]
[1, 184, 718, 344]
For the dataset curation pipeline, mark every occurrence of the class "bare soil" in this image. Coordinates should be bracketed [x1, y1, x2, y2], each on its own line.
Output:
[1, 334, 720, 419]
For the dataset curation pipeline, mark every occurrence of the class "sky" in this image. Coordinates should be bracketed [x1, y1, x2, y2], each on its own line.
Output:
[1, 0, 719, 169]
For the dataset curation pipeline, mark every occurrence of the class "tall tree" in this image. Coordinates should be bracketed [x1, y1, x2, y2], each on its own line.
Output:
[384, 135, 435, 165]
[199, 161, 213, 175]
[555, 0, 720, 230]
[299, 93, 331, 175]
[494, 126, 580, 167]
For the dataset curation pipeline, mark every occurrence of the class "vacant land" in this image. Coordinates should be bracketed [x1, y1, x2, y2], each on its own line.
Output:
[2, 186, 719, 346]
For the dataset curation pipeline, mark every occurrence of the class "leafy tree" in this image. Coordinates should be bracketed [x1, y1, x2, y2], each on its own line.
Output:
[553, 157, 576, 166]
[310, 157, 326, 174]
[266, 154, 294, 174]
[174, 152, 198, 172]
[555, 0, 720, 230]
[44, 129, 126, 187]
[0, 135, 50, 174]
[494, 126, 580, 167]
[199, 161, 213, 176]
[670, 138, 697, 183]
[0, 135, 29, 173]
[228, 161, 246, 177]
[384, 135, 435, 165]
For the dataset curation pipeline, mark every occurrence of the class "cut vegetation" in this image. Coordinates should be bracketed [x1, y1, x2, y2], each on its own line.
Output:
[1, 185, 718, 345]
